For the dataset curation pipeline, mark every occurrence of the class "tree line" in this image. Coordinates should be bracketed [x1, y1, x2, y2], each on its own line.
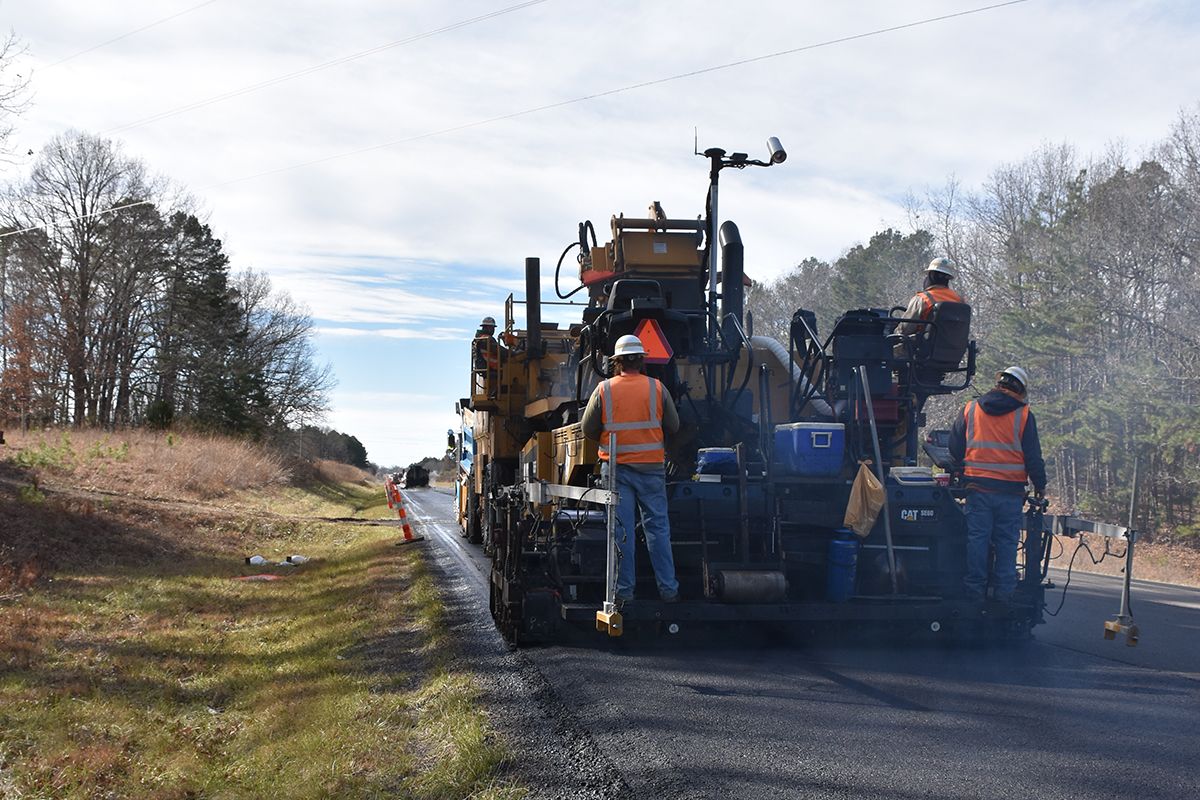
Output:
[749, 106, 1200, 540]
[0, 130, 333, 441]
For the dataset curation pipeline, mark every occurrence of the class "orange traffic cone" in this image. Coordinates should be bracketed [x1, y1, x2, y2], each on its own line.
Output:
[393, 485, 424, 544]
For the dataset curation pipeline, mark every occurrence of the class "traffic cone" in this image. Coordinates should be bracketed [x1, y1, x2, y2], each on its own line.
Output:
[394, 486, 424, 544]
[384, 477, 395, 509]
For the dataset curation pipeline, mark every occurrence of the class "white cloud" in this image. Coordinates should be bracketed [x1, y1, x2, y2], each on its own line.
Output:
[316, 326, 465, 341]
[325, 390, 460, 467]
[7, 0, 1199, 465]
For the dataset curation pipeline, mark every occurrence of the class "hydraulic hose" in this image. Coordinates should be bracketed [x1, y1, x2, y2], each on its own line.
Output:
[554, 221, 599, 300]
[554, 241, 584, 299]
[750, 335, 835, 419]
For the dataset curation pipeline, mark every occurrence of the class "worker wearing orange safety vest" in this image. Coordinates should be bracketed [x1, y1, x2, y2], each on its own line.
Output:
[473, 316, 501, 397]
[582, 334, 680, 604]
[896, 257, 965, 336]
[949, 366, 1046, 604]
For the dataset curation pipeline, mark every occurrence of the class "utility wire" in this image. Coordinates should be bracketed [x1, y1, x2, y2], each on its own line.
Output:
[211, 0, 1032, 187]
[107, 0, 551, 134]
[0, 200, 155, 239]
[44, 0, 221, 69]
[3, 0, 1030, 239]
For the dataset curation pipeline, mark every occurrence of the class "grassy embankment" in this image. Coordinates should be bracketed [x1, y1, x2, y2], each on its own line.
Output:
[0, 428, 521, 799]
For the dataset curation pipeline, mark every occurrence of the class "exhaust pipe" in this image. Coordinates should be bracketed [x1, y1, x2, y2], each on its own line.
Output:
[719, 221, 744, 343]
[525, 256, 542, 358]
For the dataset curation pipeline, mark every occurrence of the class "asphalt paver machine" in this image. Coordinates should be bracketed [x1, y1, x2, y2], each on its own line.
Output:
[455, 139, 1136, 644]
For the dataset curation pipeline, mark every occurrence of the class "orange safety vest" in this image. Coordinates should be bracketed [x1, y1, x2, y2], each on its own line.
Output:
[596, 374, 665, 464]
[917, 285, 963, 320]
[963, 399, 1029, 483]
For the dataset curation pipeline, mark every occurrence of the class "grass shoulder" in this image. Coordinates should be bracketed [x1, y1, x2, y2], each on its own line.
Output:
[0, 428, 522, 799]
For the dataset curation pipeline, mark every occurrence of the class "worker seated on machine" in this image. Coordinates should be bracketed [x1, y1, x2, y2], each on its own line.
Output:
[892, 258, 971, 384]
[895, 257, 964, 342]
[473, 316, 504, 399]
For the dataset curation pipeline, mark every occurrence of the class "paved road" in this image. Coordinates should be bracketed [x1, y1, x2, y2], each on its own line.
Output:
[403, 488, 1199, 800]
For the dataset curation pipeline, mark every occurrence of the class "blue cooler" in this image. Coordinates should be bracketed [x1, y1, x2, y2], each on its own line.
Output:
[696, 447, 738, 476]
[774, 422, 845, 477]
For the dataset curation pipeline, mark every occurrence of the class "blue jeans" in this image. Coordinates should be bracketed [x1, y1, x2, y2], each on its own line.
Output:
[601, 463, 679, 599]
[964, 490, 1023, 600]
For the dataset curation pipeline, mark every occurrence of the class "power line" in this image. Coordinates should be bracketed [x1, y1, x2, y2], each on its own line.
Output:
[0, 200, 154, 240]
[44, 0, 221, 69]
[212, 0, 1032, 188]
[107, 0, 552, 135]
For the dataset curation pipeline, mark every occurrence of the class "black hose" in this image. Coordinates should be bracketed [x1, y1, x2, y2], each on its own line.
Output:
[725, 344, 754, 413]
[1043, 536, 1129, 617]
[555, 240, 585, 299]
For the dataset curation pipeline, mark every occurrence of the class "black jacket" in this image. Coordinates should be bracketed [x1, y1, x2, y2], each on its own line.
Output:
[949, 389, 1046, 494]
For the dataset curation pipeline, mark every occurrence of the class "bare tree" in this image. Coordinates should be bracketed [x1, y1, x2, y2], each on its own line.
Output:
[5, 131, 147, 424]
[234, 269, 333, 430]
[0, 30, 32, 162]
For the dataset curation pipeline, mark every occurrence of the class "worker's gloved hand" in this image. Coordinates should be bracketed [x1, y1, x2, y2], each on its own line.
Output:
[1034, 490, 1045, 501]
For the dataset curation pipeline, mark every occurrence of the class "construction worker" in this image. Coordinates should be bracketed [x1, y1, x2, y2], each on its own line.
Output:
[581, 334, 680, 604]
[473, 316, 500, 397]
[896, 257, 964, 336]
[948, 366, 1047, 604]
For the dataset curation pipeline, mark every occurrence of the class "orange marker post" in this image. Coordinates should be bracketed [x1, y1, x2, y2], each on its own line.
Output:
[393, 485, 425, 544]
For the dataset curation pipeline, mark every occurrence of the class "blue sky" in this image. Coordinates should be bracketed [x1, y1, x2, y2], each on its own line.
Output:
[4, 0, 1199, 466]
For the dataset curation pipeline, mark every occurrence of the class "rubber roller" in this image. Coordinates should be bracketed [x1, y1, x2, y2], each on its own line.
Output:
[716, 570, 788, 603]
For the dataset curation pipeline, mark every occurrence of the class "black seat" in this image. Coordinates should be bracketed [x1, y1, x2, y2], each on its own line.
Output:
[606, 279, 664, 311]
[915, 301, 970, 370]
[905, 301, 972, 393]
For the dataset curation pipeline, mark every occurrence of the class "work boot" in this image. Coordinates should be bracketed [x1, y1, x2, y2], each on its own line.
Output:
[660, 591, 680, 604]
[993, 592, 1017, 613]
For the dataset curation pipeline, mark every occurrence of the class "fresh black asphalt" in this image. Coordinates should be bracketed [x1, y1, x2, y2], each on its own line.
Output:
[402, 488, 1199, 800]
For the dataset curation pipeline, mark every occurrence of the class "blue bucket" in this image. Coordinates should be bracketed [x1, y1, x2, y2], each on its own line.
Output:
[826, 532, 859, 603]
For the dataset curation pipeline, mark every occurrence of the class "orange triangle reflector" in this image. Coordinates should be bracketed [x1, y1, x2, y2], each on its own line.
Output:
[634, 318, 674, 364]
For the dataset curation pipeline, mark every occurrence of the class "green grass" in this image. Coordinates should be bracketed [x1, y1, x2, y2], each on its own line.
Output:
[242, 481, 393, 521]
[83, 437, 130, 462]
[0, 483, 522, 799]
[10, 432, 76, 471]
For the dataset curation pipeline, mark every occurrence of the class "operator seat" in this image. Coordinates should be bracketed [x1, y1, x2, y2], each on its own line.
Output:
[907, 300, 972, 392]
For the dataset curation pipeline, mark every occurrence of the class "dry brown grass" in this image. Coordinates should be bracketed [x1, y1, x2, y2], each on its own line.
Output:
[3, 427, 289, 500]
[309, 458, 375, 485]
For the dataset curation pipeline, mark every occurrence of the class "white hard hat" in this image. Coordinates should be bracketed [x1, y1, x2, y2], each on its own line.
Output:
[926, 257, 956, 279]
[999, 365, 1029, 392]
[612, 334, 646, 358]
[481, 316, 496, 327]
